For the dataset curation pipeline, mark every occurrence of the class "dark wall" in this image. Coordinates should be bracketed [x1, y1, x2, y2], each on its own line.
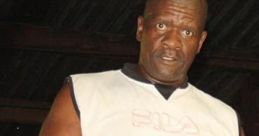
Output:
[0, 0, 259, 135]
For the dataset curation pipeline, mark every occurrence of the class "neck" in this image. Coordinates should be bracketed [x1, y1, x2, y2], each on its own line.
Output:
[137, 65, 187, 87]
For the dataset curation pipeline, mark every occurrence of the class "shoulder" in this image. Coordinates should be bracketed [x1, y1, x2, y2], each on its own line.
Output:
[188, 84, 240, 135]
[68, 69, 128, 107]
[70, 69, 122, 83]
[39, 84, 81, 136]
[69, 69, 128, 91]
[189, 83, 237, 116]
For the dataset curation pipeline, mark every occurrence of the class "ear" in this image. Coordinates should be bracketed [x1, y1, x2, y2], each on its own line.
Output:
[196, 31, 207, 54]
[136, 16, 144, 42]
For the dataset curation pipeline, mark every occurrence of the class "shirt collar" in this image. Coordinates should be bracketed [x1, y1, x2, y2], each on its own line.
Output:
[121, 63, 188, 99]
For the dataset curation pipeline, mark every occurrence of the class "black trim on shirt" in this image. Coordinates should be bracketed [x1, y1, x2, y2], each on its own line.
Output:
[236, 111, 245, 136]
[121, 63, 150, 84]
[65, 76, 81, 119]
[121, 63, 188, 100]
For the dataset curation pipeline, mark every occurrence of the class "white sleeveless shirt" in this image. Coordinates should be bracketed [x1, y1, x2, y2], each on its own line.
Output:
[70, 68, 239, 136]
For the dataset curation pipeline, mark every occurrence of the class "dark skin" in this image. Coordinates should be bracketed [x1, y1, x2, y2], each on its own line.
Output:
[136, 0, 207, 87]
[39, 0, 245, 135]
[39, 84, 81, 136]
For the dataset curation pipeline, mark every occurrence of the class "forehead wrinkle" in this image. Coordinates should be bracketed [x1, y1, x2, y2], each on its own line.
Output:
[145, 0, 198, 18]
[144, 0, 207, 29]
[144, 3, 196, 23]
[144, 12, 194, 24]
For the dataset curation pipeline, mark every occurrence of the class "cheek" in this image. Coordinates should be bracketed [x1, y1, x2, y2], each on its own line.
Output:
[182, 41, 200, 63]
[142, 32, 162, 54]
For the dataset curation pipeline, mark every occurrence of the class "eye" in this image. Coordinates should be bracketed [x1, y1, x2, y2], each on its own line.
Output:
[156, 23, 167, 30]
[182, 29, 194, 37]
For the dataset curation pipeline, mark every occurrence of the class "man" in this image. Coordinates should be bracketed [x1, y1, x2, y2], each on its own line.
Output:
[40, 0, 243, 135]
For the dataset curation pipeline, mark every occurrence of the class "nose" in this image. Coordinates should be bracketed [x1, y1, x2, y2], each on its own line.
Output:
[161, 29, 181, 50]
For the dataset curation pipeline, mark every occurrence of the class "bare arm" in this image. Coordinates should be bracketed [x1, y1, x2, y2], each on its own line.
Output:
[39, 84, 81, 136]
[240, 127, 246, 136]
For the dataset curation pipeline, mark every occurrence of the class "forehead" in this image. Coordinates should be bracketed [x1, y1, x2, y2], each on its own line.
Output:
[144, 0, 203, 17]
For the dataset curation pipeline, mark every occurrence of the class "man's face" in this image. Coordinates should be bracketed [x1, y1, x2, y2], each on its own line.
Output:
[136, 0, 207, 84]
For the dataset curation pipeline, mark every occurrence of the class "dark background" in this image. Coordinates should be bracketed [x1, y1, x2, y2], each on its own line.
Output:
[0, 0, 258, 135]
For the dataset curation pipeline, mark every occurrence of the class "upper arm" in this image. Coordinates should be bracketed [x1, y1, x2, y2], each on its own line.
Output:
[39, 83, 81, 136]
[240, 127, 246, 136]
[237, 111, 246, 136]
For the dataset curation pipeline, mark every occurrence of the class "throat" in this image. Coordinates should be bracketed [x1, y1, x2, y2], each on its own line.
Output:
[137, 65, 188, 100]
[137, 65, 187, 86]
[155, 84, 176, 100]
[120, 63, 188, 100]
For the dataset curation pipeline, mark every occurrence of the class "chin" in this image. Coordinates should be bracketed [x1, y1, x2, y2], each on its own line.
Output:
[151, 68, 181, 79]
[159, 73, 182, 81]
[154, 65, 182, 77]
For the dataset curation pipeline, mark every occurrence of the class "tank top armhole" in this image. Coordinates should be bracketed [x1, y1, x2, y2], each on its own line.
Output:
[236, 111, 242, 136]
[65, 76, 81, 120]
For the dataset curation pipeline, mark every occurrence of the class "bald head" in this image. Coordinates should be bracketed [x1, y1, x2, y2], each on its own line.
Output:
[143, 0, 208, 29]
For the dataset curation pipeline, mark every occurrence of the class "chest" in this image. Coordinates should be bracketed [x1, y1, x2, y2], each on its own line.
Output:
[79, 87, 233, 136]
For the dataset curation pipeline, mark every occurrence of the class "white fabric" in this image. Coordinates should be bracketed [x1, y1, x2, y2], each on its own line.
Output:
[70, 70, 239, 136]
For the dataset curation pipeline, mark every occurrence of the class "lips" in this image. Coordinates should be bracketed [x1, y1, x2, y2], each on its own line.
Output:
[161, 56, 176, 61]
[157, 49, 179, 63]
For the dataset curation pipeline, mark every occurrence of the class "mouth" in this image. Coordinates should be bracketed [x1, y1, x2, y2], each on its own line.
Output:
[161, 56, 176, 61]
[159, 56, 178, 65]
[154, 49, 183, 65]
